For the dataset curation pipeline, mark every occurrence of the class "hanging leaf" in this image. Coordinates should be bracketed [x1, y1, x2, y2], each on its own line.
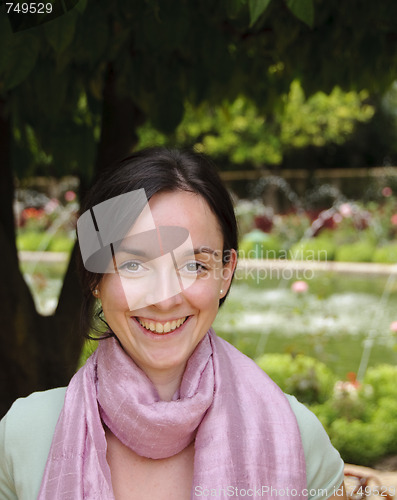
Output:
[3, 33, 40, 91]
[74, 0, 88, 14]
[286, 0, 314, 27]
[44, 11, 77, 53]
[32, 62, 69, 120]
[249, 0, 272, 26]
[149, 85, 185, 134]
[226, 0, 246, 19]
[0, 15, 12, 78]
[71, 7, 109, 66]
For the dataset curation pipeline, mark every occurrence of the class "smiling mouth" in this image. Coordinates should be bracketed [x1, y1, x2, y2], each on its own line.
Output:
[136, 316, 188, 334]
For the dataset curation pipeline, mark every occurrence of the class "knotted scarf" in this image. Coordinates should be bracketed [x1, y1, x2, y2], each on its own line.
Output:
[38, 330, 307, 499]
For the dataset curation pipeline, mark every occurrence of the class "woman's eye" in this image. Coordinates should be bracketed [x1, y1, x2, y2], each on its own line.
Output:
[119, 261, 143, 273]
[182, 262, 208, 274]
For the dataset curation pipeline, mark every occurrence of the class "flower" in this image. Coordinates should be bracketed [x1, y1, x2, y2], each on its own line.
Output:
[333, 213, 343, 224]
[346, 371, 360, 388]
[291, 281, 309, 293]
[339, 203, 352, 217]
[391, 214, 397, 226]
[22, 207, 44, 219]
[65, 190, 76, 202]
[382, 186, 393, 197]
[390, 321, 397, 332]
[44, 198, 59, 214]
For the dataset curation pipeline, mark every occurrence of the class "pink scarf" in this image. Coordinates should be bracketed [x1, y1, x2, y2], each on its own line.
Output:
[38, 330, 307, 499]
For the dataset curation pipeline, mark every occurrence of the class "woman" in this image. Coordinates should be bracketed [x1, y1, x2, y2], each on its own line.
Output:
[0, 148, 346, 499]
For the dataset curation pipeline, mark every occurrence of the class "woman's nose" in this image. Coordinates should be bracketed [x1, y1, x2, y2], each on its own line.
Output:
[145, 259, 184, 308]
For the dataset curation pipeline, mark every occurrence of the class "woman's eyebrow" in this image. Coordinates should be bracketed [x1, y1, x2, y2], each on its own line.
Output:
[117, 245, 220, 258]
[192, 246, 220, 257]
[116, 247, 149, 257]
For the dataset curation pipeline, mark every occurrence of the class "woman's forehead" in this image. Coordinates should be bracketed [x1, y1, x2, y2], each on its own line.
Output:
[147, 191, 223, 241]
[77, 188, 223, 275]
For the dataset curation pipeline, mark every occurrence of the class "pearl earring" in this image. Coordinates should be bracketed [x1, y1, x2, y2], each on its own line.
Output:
[220, 289, 223, 295]
[93, 289, 99, 297]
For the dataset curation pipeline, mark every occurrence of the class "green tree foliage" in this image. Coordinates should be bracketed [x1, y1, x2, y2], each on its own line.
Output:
[2, 0, 397, 178]
[138, 82, 374, 167]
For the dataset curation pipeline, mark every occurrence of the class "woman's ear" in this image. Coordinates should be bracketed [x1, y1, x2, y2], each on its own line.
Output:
[220, 249, 238, 298]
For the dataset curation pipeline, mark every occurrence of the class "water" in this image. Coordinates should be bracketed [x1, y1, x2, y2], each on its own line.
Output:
[238, 174, 397, 378]
[213, 273, 397, 378]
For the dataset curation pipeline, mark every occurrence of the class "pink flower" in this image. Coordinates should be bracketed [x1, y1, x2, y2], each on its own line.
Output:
[44, 198, 59, 214]
[382, 186, 393, 197]
[291, 281, 309, 293]
[65, 190, 76, 202]
[339, 203, 352, 217]
[390, 321, 397, 332]
[333, 213, 343, 224]
[391, 214, 397, 226]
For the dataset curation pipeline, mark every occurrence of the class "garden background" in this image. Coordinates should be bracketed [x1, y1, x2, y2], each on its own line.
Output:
[2, 0, 397, 471]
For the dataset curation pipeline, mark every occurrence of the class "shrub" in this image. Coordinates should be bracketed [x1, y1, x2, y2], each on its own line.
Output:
[49, 235, 75, 252]
[289, 236, 336, 261]
[17, 231, 49, 251]
[334, 240, 375, 262]
[255, 353, 336, 405]
[310, 364, 397, 466]
[239, 230, 283, 259]
[256, 357, 397, 466]
[371, 397, 397, 455]
[17, 230, 74, 252]
[372, 243, 397, 264]
[329, 418, 390, 466]
[362, 364, 397, 401]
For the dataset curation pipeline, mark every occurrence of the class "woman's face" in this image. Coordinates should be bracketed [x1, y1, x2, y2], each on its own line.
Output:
[98, 190, 237, 382]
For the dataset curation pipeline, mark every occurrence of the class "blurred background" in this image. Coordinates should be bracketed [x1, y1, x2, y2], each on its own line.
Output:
[2, 0, 397, 470]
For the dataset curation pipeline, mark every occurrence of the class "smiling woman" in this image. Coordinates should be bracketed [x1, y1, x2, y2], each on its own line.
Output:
[0, 148, 346, 500]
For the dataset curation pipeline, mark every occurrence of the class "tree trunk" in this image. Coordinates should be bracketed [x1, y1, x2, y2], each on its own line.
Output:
[0, 97, 44, 417]
[95, 62, 145, 174]
[0, 66, 145, 418]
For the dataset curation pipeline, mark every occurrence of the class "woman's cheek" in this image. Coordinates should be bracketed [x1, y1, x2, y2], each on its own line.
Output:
[184, 277, 220, 307]
[101, 275, 130, 311]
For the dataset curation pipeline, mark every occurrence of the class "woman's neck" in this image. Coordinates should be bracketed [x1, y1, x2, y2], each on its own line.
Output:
[146, 365, 186, 401]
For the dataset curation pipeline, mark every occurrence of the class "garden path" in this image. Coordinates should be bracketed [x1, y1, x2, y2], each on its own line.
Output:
[239, 259, 397, 276]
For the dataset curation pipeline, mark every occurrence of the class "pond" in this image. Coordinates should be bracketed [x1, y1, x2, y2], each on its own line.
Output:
[20, 257, 397, 379]
[214, 270, 397, 378]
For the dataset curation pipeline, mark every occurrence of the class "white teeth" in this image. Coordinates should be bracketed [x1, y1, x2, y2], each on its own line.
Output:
[155, 322, 164, 333]
[137, 317, 187, 334]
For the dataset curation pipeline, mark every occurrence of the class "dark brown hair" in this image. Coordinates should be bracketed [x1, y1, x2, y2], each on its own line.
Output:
[77, 147, 238, 338]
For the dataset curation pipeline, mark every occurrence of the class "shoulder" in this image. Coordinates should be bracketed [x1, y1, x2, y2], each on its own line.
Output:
[3, 387, 66, 452]
[0, 388, 66, 500]
[5, 386, 66, 424]
[285, 394, 345, 499]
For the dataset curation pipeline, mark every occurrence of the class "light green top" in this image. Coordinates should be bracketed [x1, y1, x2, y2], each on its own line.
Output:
[0, 388, 344, 499]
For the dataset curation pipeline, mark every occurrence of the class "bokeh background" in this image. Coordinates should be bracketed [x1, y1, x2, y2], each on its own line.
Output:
[2, 0, 397, 469]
